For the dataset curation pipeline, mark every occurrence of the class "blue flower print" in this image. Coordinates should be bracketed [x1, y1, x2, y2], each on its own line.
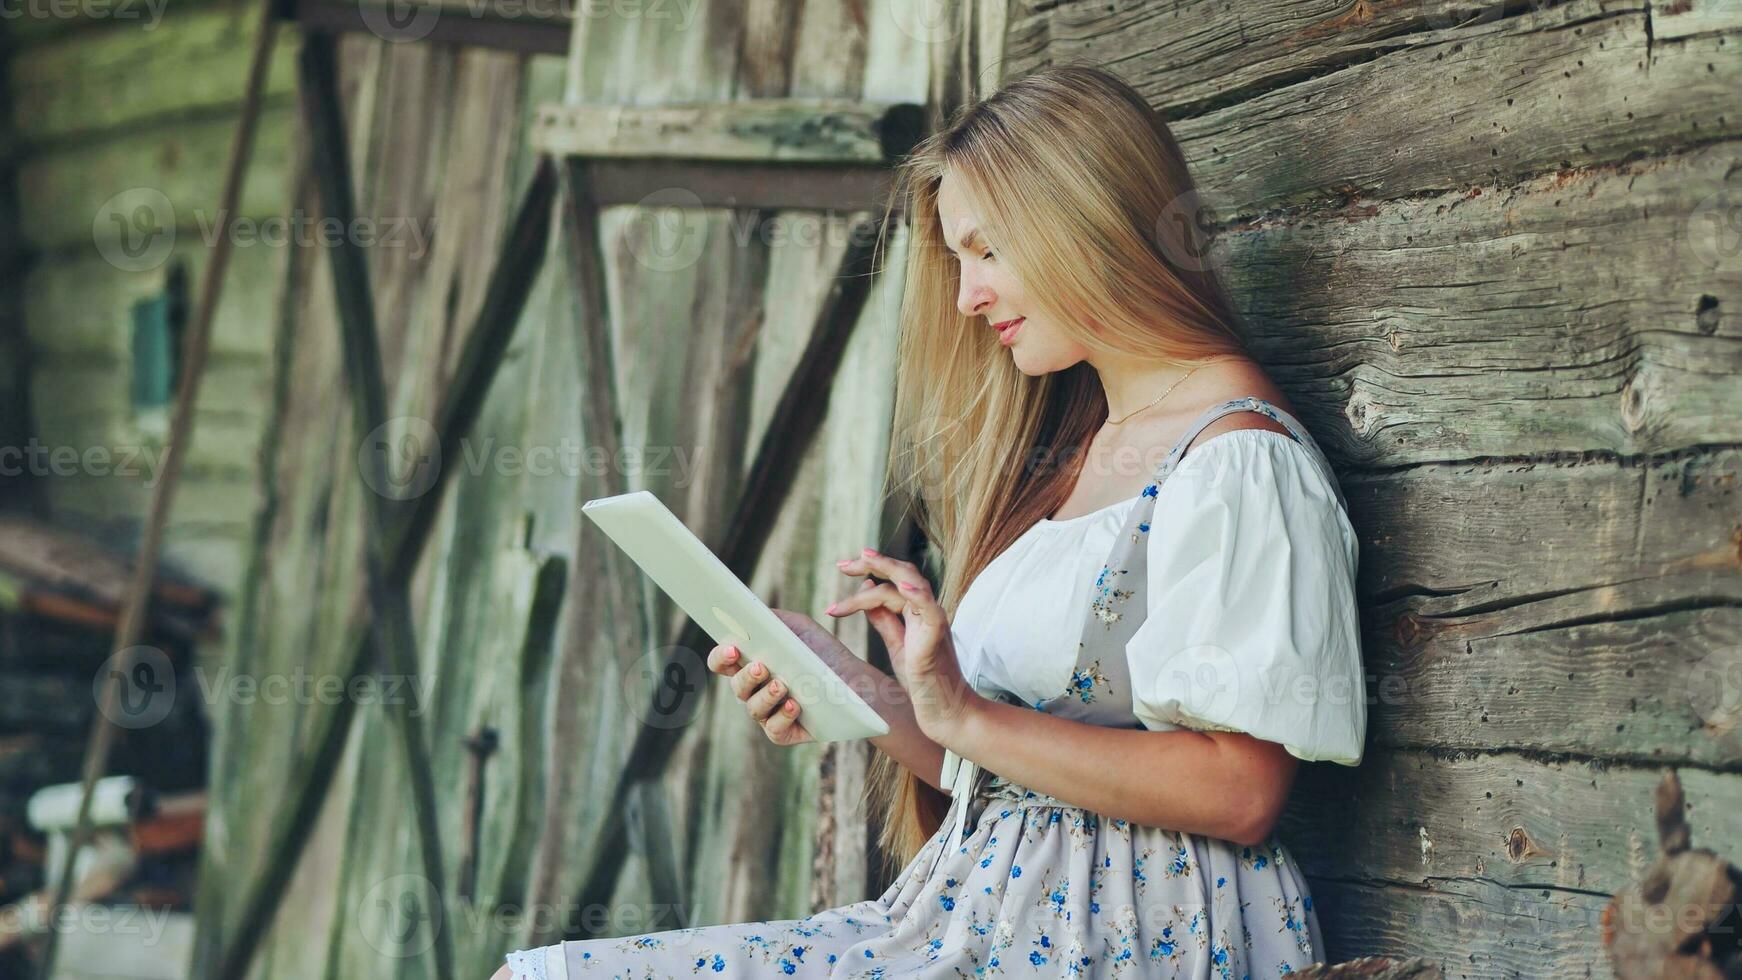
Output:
[1088, 566, 1135, 626]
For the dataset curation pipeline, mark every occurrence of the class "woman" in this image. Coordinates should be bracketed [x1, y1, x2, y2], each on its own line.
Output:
[498, 63, 1364, 979]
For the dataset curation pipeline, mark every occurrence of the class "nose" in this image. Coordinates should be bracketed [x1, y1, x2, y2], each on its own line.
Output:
[956, 269, 994, 318]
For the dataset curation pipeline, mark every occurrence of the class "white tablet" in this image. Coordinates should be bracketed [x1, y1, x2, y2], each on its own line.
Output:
[581, 490, 890, 743]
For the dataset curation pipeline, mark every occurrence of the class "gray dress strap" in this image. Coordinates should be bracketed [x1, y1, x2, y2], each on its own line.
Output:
[932, 396, 1339, 871]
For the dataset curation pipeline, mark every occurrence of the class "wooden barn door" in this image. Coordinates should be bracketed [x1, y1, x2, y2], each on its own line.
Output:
[192, 3, 955, 979]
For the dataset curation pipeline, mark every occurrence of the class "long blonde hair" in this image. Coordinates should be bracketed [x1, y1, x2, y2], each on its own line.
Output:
[863, 63, 1253, 873]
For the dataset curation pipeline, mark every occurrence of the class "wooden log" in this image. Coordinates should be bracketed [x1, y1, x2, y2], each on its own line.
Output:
[1220, 140, 1742, 464]
[1339, 447, 1742, 765]
[1009, 0, 1740, 219]
[1282, 751, 1742, 895]
[24, 243, 282, 359]
[1308, 874, 1611, 977]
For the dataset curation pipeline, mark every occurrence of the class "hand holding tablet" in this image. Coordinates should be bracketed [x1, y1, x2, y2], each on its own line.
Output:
[581, 490, 890, 743]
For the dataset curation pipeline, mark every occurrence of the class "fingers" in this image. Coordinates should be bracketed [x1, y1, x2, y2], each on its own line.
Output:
[761, 697, 805, 742]
[826, 580, 904, 619]
[744, 670, 792, 721]
[706, 642, 743, 677]
[832, 549, 941, 625]
[709, 640, 807, 744]
[729, 655, 773, 701]
[833, 548, 930, 592]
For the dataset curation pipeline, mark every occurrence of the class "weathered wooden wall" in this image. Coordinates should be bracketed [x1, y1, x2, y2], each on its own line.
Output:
[4, 0, 300, 593]
[191, 3, 933, 979]
[1004, 0, 1741, 975]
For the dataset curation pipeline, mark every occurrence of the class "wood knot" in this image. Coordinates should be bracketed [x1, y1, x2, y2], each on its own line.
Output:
[1620, 375, 1648, 435]
[1394, 612, 1430, 650]
[1506, 825, 1547, 862]
[1345, 387, 1378, 438]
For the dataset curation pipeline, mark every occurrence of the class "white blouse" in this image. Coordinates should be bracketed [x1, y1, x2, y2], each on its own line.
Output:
[949, 428, 1366, 766]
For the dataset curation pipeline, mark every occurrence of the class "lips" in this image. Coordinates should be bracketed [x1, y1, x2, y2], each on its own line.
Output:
[992, 317, 1025, 345]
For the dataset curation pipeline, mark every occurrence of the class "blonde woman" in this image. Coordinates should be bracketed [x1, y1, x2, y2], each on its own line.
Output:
[499, 63, 1365, 979]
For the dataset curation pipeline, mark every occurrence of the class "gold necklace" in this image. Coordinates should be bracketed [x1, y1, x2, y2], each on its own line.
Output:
[1105, 364, 1206, 425]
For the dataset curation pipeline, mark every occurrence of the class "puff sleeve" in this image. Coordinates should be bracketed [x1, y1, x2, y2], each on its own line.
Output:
[1123, 431, 1366, 765]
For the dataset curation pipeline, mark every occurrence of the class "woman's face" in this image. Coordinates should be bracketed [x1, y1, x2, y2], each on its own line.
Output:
[937, 169, 1089, 376]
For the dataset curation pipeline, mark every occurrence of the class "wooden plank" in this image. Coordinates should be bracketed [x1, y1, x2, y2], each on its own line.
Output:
[582, 158, 897, 213]
[1364, 603, 1742, 766]
[1651, 0, 1742, 39]
[1335, 445, 1742, 770]
[292, 0, 571, 54]
[23, 222, 323, 361]
[1283, 751, 1742, 894]
[16, 102, 297, 252]
[1347, 446, 1740, 624]
[1219, 140, 1742, 465]
[1306, 876, 1609, 978]
[530, 99, 924, 164]
[9, 6, 299, 145]
[1011, 0, 1741, 219]
[559, 210, 889, 938]
[0, 0, 232, 48]
[31, 355, 269, 422]
[1287, 757, 1742, 973]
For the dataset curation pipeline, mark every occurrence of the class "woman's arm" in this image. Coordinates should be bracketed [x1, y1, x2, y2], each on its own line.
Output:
[938, 697, 1299, 846]
[822, 645, 949, 792]
[769, 609, 948, 791]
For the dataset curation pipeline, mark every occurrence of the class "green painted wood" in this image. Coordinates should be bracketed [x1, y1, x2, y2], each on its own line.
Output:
[16, 102, 297, 252]
[24, 240, 294, 359]
[9, 7, 300, 146]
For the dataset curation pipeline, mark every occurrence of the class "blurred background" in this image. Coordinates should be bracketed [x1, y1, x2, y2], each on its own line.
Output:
[0, 0, 1738, 978]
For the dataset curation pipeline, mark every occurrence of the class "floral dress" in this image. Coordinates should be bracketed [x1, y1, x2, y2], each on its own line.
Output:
[504, 396, 1366, 979]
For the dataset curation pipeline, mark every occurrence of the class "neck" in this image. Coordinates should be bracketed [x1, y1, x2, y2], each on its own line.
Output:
[1089, 357, 1202, 423]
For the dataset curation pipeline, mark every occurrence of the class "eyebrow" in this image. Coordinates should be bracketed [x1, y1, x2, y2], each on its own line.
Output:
[950, 227, 986, 252]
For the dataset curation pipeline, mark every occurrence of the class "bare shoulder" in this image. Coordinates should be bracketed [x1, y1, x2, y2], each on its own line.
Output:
[1181, 356, 1294, 447]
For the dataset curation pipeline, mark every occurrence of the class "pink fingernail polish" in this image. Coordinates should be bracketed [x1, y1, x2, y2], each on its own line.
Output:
[862, 547, 877, 556]
[836, 559, 851, 567]
[825, 602, 838, 614]
[898, 581, 915, 590]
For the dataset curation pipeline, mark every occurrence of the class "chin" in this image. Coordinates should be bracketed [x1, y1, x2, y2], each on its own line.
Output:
[1009, 346, 1071, 377]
